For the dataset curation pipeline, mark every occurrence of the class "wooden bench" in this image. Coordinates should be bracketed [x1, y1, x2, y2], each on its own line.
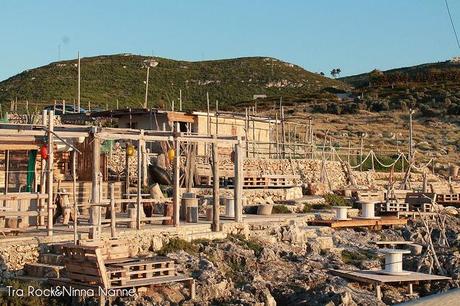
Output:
[57, 242, 195, 299]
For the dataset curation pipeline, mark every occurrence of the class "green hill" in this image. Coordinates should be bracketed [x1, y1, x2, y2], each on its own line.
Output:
[0, 54, 348, 112]
[336, 61, 460, 118]
[340, 61, 460, 88]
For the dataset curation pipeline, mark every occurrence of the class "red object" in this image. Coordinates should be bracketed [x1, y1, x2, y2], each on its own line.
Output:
[230, 150, 236, 163]
[40, 145, 48, 160]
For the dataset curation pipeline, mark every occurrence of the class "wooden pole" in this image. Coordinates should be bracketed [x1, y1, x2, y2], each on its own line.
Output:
[136, 137, 144, 230]
[90, 130, 101, 239]
[275, 113, 279, 159]
[234, 137, 243, 222]
[173, 123, 181, 226]
[62, 100, 66, 114]
[206, 92, 210, 155]
[281, 105, 286, 158]
[72, 150, 78, 244]
[360, 135, 364, 171]
[211, 135, 220, 231]
[47, 111, 54, 236]
[215, 100, 219, 135]
[110, 183, 116, 238]
[77, 52, 81, 113]
[4, 150, 9, 194]
[252, 108, 256, 157]
[125, 144, 130, 200]
[245, 108, 249, 158]
[39, 156, 46, 226]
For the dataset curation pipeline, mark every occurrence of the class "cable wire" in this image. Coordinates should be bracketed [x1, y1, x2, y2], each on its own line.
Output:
[445, 0, 460, 50]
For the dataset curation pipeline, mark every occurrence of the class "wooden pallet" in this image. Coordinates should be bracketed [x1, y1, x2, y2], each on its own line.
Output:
[437, 193, 460, 207]
[59, 242, 195, 299]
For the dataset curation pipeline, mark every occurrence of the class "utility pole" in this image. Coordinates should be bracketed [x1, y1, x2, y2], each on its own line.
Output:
[144, 65, 150, 109]
[143, 59, 159, 109]
[77, 52, 81, 113]
[179, 89, 182, 111]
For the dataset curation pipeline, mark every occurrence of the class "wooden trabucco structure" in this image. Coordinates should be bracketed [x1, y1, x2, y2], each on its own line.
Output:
[0, 111, 244, 239]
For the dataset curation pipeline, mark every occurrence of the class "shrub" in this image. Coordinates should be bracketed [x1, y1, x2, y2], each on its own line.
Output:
[272, 205, 292, 214]
[157, 238, 198, 255]
[341, 249, 378, 267]
[323, 194, 349, 206]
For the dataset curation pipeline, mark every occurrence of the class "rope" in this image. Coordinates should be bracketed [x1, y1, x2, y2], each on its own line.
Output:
[332, 147, 372, 169]
[372, 151, 403, 168]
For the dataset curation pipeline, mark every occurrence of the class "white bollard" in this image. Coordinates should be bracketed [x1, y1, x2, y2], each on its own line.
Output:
[332, 206, 352, 221]
[380, 249, 411, 275]
[226, 198, 235, 218]
[357, 201, 381, 219]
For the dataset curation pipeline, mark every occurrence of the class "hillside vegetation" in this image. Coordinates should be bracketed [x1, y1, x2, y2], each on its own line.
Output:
[335, 61, 460, 118]
[0, 54, 348, 112]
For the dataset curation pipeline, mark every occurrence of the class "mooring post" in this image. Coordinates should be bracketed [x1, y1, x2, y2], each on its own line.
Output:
[212, 135, 220, 231]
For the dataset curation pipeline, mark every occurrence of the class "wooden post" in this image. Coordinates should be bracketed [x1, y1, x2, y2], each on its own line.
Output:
[173, 123, 181, 226]
[252, 109, 256, 158]
[110, 183, 116, 238]
[39, 157, 46, 226]
[72, 150, 78, 244]
[77, 52, 81, 113]
[348, 140, 351, 164]
[211, 136, 220, 232]
[371, 151, 375, 171]
[215, 100, 219, 135]
[275, 112, 279, 159]
[281, 105, 286, 159]
[245, 108, 249, 158]
[136, 138, 144, 230]
[359, 136, 364, 171]
[234, 138, 243, 222]
[4, 150, 9, 194]
[89, 130, 101, 240]
[206, 92, 210, 156]
[47, 111, 54, 236]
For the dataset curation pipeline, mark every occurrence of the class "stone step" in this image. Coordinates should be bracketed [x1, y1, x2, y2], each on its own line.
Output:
[39, 253, 64, 265]
[24, 263, 65, 278]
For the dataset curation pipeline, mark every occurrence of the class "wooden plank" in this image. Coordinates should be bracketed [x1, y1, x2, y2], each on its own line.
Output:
[308, 217, 407, 228]
[110, 274, 193, 289]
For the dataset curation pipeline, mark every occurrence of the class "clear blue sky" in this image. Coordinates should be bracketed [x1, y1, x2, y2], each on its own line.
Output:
[1, 0, 459, 81]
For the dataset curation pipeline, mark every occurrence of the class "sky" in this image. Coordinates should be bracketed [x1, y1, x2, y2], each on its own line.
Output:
[0, 0, 459, 81]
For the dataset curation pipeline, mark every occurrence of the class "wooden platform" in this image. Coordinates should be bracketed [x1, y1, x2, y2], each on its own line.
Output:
[330, 269, 451, 301]
[330, 269, 451, 284]
[308, 217, 407, 228]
